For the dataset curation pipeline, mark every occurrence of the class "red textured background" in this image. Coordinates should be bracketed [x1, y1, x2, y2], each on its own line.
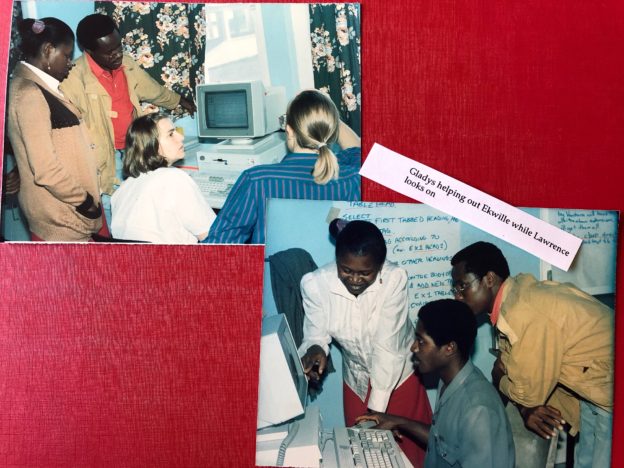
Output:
[1, 1, 623, 466]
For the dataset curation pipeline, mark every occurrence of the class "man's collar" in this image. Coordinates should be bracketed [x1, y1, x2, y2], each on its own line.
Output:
[85, 53, 124, 77]
[489, 279, 508, 325]
[437, 360, 474, 406]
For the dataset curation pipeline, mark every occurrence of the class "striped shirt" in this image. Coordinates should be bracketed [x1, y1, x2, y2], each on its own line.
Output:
[206, 147, 361, 244]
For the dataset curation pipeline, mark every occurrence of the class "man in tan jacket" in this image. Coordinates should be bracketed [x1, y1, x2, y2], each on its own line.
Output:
[60, 14, 196, 228]
[450, 241, 613, 468]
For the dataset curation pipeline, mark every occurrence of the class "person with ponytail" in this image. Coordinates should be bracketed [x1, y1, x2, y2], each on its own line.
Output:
[206, 89, 360, 244]
[6, 17, 104, 241]
[298, 219, 432, 467]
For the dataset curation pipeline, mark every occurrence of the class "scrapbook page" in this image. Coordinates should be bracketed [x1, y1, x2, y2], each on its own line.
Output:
[1, 1, 622, 467]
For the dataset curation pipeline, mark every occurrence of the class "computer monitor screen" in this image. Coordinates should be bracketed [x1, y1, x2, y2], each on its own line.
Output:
[196, 81, 285, 139]
[204, 91, 248, 129]
[256, 314, 307, 429]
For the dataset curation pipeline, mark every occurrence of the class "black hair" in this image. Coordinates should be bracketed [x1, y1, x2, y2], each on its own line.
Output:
[451, 241, 510, 280]
[76, 14, 118, 51]
[330, 219, 387, 267]
[418, 299, 477, 361]
[17, 18, 74, 59]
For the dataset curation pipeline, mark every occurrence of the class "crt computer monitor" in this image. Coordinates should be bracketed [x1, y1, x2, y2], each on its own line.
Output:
[256, 314, 308, 430]
[196, 81, 285, 140]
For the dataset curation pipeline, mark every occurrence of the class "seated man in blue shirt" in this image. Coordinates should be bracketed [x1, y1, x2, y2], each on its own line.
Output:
[356, 299, 514, 468]
[206, 90, 360, 244]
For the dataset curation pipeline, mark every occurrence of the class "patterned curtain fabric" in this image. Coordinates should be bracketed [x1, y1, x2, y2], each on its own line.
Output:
[4, 2, 23, 159]
[309, 4, 361, 136]
[8, 1, 23, 78]
[95, 2, 206, 117]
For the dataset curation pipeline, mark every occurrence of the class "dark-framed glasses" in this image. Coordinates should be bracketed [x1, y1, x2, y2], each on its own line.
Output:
[278, 114, 287, 131]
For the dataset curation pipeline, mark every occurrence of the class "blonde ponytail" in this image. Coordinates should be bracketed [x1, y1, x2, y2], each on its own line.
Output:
[286, 90, 341, 184]
[312, 145, 339, 184]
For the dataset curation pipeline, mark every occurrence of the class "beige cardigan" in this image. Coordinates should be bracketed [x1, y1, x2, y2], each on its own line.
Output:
[6, 63, 102, 241]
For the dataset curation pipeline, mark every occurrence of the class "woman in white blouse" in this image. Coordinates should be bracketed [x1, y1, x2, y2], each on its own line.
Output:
[299, 219, 432, 467]
[111, 113, 216, 243]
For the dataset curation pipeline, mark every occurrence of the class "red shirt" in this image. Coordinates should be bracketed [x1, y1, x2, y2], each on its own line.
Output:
[490, 280, 507, 325]
[86, 54, 134, 149]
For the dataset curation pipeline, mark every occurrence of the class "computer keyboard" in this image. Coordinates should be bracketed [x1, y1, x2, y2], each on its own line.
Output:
[332, 427, 407, 468]
[190, 171, 238, 209]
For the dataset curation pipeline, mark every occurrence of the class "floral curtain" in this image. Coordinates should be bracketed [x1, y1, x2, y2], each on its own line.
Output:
[95, 2, 206, 117]
[4, 1, 24, 159]
[8, 1, 23, 79]
[309, 4, 361, 136]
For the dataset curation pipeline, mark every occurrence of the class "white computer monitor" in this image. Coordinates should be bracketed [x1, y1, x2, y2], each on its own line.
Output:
[196, 81, 286, 140]
[256, 314, 307, 430]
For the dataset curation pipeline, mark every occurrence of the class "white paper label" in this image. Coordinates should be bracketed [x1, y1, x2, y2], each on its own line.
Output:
[360, 143, 582, 271]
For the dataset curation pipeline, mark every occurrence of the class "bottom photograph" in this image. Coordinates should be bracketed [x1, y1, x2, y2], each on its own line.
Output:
[255, 199, 617, 468]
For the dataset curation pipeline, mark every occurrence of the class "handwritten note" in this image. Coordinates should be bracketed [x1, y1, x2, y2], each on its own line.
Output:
[548, 209, 618, 294]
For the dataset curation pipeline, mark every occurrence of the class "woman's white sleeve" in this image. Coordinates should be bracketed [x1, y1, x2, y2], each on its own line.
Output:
[298, 273, 332, 357]
[368, 268, 411, 412]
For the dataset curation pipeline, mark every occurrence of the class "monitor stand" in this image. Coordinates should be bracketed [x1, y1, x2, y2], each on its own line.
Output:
[216, 132, 285, 154]
[228, 137, 255, 145]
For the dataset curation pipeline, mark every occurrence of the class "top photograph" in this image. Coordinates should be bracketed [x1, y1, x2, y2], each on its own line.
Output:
[1, 1, 361, 244]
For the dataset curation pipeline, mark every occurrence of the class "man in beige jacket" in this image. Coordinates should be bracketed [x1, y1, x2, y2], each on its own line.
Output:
[60, 13, 196, 228]
[449, 241, 613, 468]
